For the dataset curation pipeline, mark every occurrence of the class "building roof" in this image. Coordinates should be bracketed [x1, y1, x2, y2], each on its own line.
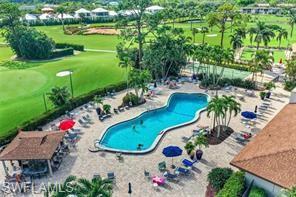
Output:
[231, 104, 296, 189]
[75, 8, 91, 14]
[24, 14, 37, 20]
[57, 14, 74, 19]
[41, 7, 54, 12]
[39, 13, 53, 20]
[92, 8, 109, 13]
[0, 131, 64, 161]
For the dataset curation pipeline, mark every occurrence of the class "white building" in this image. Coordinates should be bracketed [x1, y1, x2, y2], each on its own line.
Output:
[231, 94, 296, 197]
[74, 8, 91, 18]
[57, 14, 74, 19]
[119, 10, 139, 17]
[39, 13, 54, 20]
[145, 5, 164, 14]
[24, 14, 38, 22]
[108, 11, 118, 17]
[91, 8, 109, 17]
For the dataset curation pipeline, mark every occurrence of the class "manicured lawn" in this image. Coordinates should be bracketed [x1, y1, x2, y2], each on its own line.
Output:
[241, 48, 286, 63]
[0, 51, 126, 138]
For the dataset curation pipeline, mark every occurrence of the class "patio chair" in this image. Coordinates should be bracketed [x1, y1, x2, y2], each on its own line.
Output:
[114, 108, 119, 114]
[116, 152, 123, 160]
[175, 167, 190, 176]
[107, 172, 115, 183]
[82, 116, 93, 124]
[118, 106, 125, 112]
[78, 119, 88, 128]
[158, 161, 166, 172]
[163, 171, 178, 181]
[144, 170, 151, 180]
[182, 159, 198, 168]
[182, 136, 191, 143]
[93, 173, 101, 180]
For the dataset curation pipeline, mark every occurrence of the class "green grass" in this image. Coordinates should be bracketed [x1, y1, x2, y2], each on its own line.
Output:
[241, 48, 286, 63]
[0, 51, 126, 138]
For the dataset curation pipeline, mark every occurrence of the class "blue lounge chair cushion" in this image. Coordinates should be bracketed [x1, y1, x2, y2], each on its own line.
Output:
[182, 159, 197, 167]
[177, 167, 190, 174]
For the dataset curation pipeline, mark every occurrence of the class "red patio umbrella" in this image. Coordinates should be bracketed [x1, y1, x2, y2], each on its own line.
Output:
[59, 119, 75, 131]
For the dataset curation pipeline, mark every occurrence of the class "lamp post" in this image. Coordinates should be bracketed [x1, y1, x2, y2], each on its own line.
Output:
[69, 71, 74, 98]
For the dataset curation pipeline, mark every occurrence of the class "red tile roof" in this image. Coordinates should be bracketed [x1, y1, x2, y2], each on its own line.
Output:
[0, 131, 64, 161]
[231, 104, 296, 189]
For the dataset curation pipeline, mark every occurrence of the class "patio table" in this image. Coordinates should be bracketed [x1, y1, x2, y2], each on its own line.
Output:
[152, 176, 165, 185]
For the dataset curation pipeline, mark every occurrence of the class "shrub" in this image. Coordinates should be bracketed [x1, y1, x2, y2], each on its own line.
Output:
[55, 43, 84, 51]
[284, 80, 296, 91]
[50, 48, 74, 58]
[216, 171, 245, 197]
[17, 28, 54, 59]
[122, 92, 140, 106]
[249, 186, 267, 197]
[207, 168, 233, 192]
[200, 76, 256, 90]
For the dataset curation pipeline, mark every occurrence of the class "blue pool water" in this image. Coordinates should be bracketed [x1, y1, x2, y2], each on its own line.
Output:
[99, 93, 209, 152]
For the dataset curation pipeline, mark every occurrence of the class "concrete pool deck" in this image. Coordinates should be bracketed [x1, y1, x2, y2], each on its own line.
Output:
[0, 82, 290, 196]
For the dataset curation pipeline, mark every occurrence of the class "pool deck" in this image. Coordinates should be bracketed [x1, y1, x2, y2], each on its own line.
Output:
[0, 82, 290, 197]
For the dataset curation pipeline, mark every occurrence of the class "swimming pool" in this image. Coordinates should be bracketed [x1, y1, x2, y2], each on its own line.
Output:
[97, 93, 210, 153]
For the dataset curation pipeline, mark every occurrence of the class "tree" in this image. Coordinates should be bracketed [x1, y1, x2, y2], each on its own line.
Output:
[285, 60, 296, 81]
[207, 96, 227, 137]
[194, 133, 208, 150]
[143, 26, 189, 80]
[103, 104, 111, 114]
[47, 86, 71, 107]
[128, 69, 152, 100]
[249, 21, 275, 50]
[250, 50, 273, 82]
[192, 27, 209, 44]
[276, 27, 288, 48]
[184, 141, 195, 156]
[207, 168, 233, 192]
[16, 28, 54, 59]
[76, 177, 113, 197]
[206, 3, 240, 48]
[288, 11, 296, 38]
[229, 34, 243, 50]
[222, 95, 241, 127]
[93, 95, 103, 108]
[117, 0, 161, 68]
[56, 5, 67, 31]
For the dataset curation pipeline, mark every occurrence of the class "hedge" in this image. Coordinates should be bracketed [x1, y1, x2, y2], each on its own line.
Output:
[216, 171, 245, 197]
[50, 48, 74, 58]
[0, 81, 127, 145]
[207, 168, 233, 192]
[249, 186, 267, 197]
[56, 43, 84, 51]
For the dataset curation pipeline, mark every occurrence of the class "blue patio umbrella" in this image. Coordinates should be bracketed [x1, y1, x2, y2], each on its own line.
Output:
[241, 111, 257, 119]
[162, 146, 183, 168]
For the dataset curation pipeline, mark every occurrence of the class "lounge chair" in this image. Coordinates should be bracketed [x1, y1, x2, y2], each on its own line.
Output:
[175, 167, 190, 176]
[182, 159, 198, 168]
[107, 172, 115, 183]
[118, 106, 124, 112]
[163, 172, 178, 181]
[114, 108, 119, 114]
[116, 152, 123, 160]
[82, 116, 93, 124]
[78, 119, 88, 128]
[93, 174, 101, 180]
[144, 170, 151, 180]
[158, 161, 166, 172]
[182, 136, 191, 143]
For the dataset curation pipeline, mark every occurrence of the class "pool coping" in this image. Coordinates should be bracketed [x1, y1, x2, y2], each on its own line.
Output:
[96, 92, 211, 154]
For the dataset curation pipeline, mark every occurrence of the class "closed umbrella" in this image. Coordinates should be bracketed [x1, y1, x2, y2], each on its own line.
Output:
[162, 146, 183, 168]
[241, 111, 257, 119]
[59, 119, 75, 131]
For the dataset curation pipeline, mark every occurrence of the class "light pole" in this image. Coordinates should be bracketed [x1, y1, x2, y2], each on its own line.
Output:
[69, 71, 74, 98]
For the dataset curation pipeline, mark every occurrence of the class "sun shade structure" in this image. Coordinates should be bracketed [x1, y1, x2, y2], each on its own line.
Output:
[231, 104, 296, 190]
[0, 131, 65, 176]
[59, 119, 75, 131]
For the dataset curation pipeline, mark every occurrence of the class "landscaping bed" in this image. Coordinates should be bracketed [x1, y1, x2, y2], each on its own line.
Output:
[207, 126, 234, 145]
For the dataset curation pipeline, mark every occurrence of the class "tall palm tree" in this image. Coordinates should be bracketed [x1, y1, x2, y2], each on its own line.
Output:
[250, 50, 273, 82]
[288, 11, 296, 38]
[56, 6, 66, 31]
[250, 21, 276, 50]
[207, 96, 227, 138]
[276, 27, 288, 48]
[192, 28, 198, 43]
[76, 177, 113, 197]
[229, 34, 243, 50]
[222, 95, 241, 127]
[199, 26, 209, 45]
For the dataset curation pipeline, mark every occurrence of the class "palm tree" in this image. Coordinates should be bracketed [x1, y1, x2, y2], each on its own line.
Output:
[45, 175, 78, 197]
[288, 11, 296, 38]
[229, 34, 243, 50]
[94, 95, 103, 108]
[56, 6, 66, 31]
[276, 27, 288, 48]
[199, 26, 209, 44]
[222, 95, 241, 127]
[194, 133, 208, 150]
[207, 96, 227, 138]
[76, 176, 113, 197]
[192, 28, 199, 43]
[47, 86, 70, 107]
[250, 21, 276, 50]
[250, 50, 273, 82]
